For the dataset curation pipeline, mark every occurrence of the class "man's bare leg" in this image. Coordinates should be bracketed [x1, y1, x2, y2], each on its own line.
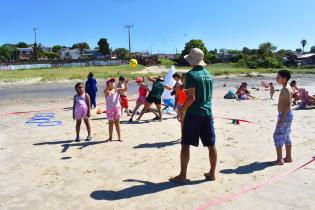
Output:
[169, 144, 190, 183]
[204, 146, 217, 181]
[284, 144, 292, 162]
[156, 104, 163, 121]
[137, 103, 151, 121]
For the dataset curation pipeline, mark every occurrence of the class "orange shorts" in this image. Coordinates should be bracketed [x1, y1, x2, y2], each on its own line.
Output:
[120, 95, 129, 108]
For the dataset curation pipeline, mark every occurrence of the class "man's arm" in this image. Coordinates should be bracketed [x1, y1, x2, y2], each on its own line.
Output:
[147, 77, 156, 83]
[164, 85, 173, 90]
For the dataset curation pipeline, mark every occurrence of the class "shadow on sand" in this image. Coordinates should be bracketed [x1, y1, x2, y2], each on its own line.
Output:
[33, 139, 107, 153]
[90, 178, 207, 201]
[133, 140, 180, 149]
[220, 161, 273, 174]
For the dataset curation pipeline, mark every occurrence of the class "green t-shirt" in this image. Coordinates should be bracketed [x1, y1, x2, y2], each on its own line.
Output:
[185, 66, 212, 116]
[148, 80, 164, 99]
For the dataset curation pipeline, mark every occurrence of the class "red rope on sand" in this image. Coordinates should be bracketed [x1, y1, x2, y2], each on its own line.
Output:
[195, 156, 315, 210]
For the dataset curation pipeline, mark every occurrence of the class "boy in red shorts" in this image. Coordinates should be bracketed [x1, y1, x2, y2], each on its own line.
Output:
[117, 76, 131, 116]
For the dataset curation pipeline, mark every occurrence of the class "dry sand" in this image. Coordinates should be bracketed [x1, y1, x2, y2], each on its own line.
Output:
[0, 79, 314, 210]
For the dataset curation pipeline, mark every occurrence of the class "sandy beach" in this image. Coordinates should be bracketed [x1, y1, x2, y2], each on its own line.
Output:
[0, 74, 314, 210]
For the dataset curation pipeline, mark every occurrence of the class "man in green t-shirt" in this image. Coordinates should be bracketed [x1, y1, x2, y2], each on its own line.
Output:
[170, 48, 217, 184]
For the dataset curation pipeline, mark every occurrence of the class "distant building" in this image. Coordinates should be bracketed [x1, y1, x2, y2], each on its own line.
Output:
[81, 49, 101, 59]
[296, 53, 315, 65]
[156, 54, 178, 60]
[17, 47, 33, 60]
[38, 44, 52, 53]
[59, 48, 80, 60]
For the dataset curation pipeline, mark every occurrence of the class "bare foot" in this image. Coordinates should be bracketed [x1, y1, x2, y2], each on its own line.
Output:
[169, 175, 190, 184]
[118, 139, 124, 142]
[270, 159, 284, 165]
[283, 157, 292, 163]
[204, 172, 216, 181]
[106, 137, 112, 142]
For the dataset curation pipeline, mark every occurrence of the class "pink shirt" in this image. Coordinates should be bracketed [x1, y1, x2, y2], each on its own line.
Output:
[105, 90, 121, 110]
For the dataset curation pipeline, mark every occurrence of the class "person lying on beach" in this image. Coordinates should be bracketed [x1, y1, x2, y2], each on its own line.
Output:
[137, 76, 172, 122]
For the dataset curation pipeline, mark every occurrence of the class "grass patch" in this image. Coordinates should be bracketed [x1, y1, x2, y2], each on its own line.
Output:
[0, 65, 146, 82]
[0, 62, 314, 83]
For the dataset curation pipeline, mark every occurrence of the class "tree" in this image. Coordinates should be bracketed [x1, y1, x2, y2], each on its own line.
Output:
[16, 42, 28, 48]
[0, 44, 19, 61]
[98, 38, 111, 55]
[71, 42, 90, 51]
[310, 45, 315, 53]
[242, 47, 251, 55]
[296, 48, 302, 53]
[179, 39, 208, 64]
[258, 42, 277, 58]
[301, 39, 307, 52]
[113, 48, 129, 60]
[44, 52, 59, 59]
[52, 45, 63, 53]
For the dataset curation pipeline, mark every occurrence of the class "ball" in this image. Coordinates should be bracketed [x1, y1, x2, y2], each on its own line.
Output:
[129, 59, 138, 68]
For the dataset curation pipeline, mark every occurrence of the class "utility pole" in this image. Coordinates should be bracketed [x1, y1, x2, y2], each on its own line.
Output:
[33, 27, 37, 43]
[125, 24, 133, 59]
[33, 27, 38, 60]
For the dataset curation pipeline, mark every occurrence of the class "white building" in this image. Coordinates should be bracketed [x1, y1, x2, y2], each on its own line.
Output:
[17, 47, 33, 56]
[59, 48, 80, 60]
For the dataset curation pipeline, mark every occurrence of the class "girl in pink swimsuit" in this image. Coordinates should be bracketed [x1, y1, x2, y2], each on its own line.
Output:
[73, 82, 92, 142]
[129, 77, 150, 122]
[104, 78, 127, 141]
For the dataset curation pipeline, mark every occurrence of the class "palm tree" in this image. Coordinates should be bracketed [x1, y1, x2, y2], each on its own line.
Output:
[301, 39, 307, 52]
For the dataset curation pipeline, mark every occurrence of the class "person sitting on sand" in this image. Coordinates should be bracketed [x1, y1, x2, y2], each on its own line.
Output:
[236, 83, 254, 100]
[129, 77, 150, 122]
[73, 82, 92, 142]
[105, 78, 127, 142]
[137, 76, 172, 122]
[269, 82, 275, 99]
[272, 70, 293, 165]
[290, 80, 300, 105]
[170, 48, 217, 184]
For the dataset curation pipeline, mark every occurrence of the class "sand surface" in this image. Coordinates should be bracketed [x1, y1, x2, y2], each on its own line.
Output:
[0, 76, 314, 210]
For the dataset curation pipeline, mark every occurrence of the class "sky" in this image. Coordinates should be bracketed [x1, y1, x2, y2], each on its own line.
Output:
[1, 0, 314, 53]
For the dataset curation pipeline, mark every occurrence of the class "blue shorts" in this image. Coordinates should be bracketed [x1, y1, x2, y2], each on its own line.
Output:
[182, 114, 216, 147]
[273, 111, 293, 147]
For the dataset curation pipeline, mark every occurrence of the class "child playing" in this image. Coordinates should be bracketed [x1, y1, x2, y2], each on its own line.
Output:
[137, 76, 172, 122]
[171, 72, 182, 96]
[290, 80, 300, 105]
[175, 73, 188, 140]
[269, 82, 275, 99]
[73, 82, 92, 142]
[129, 77, 150, 122]
[105, 78, 126, 142]
[272, 70, 293, 165]
[117, 76, 131, 116]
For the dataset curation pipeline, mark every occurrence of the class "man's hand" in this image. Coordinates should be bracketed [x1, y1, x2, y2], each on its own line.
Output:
[87, 112, 91, 118]
[278, 118, 285, 126]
